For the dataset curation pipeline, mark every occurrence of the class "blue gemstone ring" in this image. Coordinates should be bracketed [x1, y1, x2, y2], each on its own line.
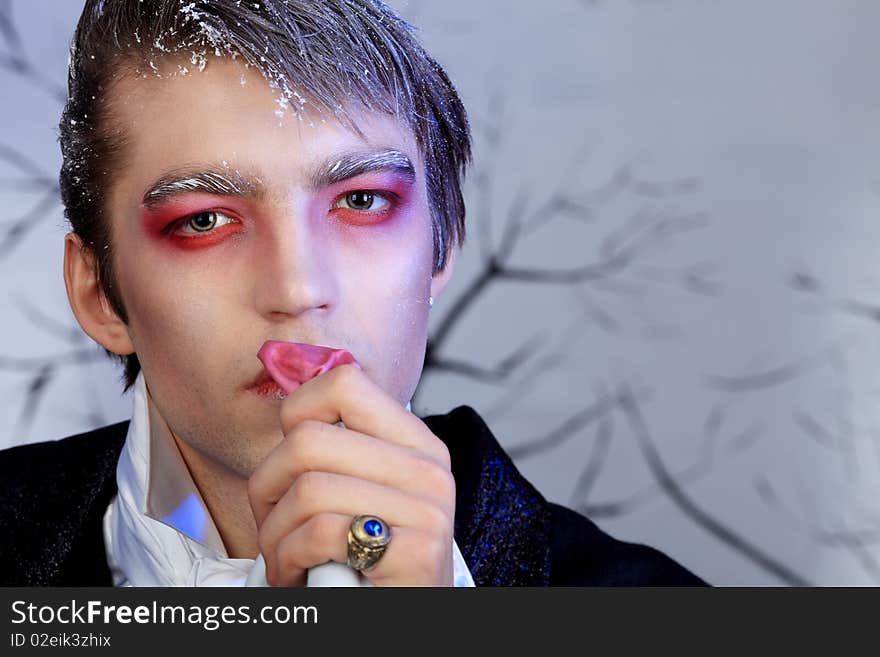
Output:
[347, 515, 392, 572]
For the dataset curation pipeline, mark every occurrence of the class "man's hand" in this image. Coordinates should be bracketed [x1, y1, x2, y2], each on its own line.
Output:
[247, 364, 456, 587]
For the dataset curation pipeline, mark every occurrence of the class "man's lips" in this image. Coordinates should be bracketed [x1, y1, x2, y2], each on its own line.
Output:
[246, 370, 298, 397]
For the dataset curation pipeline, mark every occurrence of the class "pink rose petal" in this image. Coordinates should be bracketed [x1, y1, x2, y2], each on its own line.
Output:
[257, 340, 359, 394]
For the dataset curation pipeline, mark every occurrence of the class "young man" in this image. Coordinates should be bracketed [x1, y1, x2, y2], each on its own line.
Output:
[0, 0, 703, 586]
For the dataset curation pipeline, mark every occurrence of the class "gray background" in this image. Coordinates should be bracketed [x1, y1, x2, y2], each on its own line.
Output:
[3, 0, 880, 586]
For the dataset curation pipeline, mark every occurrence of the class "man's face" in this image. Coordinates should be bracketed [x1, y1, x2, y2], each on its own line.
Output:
[104, 58, 443, 478]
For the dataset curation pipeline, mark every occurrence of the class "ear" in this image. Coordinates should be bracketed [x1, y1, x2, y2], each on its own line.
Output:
[430, 242, 458, 300]
[63, 232, 134, 356]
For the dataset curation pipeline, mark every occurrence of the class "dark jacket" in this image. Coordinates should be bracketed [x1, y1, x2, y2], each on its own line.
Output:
[0, 406, 705, 586]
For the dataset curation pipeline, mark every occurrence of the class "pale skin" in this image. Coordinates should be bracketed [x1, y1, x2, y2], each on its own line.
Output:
[63, 57, 458, 586]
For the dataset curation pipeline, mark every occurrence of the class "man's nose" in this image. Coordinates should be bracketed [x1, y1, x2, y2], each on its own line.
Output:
[252, 213, 337, 320]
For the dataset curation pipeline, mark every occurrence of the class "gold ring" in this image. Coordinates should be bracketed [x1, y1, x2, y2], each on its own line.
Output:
[347, 515, 392, 572]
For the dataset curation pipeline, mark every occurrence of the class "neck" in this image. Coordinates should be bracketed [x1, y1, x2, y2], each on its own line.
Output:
[172, 434, 259, 559]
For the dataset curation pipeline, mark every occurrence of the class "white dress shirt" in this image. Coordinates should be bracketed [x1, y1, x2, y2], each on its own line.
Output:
[103, 372, 475, 587]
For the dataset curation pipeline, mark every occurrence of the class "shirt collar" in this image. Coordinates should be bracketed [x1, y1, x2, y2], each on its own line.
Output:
[130, 373, 229, 555]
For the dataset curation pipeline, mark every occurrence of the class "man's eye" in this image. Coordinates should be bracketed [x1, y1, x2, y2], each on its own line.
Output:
[179, 211, 237, 234]
[334, 191, 391, 212]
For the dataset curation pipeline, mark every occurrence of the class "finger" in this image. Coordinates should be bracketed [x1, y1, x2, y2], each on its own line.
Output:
[248, 420, 455, 527]
[268, 512, 350, 587]
[279, 364, 449, 465]
[269, 517, 452, 587]
[362, 526, 454, 587]
[258, 471, 451, 572]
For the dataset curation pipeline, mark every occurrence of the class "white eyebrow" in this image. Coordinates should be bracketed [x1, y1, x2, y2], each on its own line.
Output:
[142, 168, 261, 207]
[311, 149, 416, 190]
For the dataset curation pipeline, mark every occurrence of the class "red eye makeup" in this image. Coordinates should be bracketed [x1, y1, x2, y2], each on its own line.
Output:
[139, 194, 245, 251]
[329, 189, 400, 226]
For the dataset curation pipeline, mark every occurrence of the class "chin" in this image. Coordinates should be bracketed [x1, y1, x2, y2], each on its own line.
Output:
[192, 423, 284, 481]
[219, 448, 272, 480]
